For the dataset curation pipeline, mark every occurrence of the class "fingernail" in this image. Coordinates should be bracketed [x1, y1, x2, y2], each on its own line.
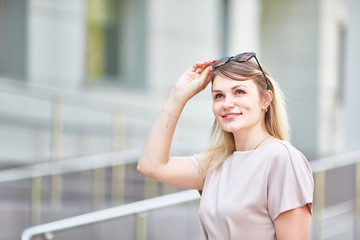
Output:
[210, 67, 214, 72]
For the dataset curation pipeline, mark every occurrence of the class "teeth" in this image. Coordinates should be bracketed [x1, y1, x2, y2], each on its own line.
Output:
[223, 113, 241, 117]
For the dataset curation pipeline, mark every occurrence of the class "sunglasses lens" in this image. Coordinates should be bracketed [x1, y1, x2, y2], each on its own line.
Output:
[212, 57, 230, 68]
[212, 52, 269, 89]
[233, 52, 255, 62]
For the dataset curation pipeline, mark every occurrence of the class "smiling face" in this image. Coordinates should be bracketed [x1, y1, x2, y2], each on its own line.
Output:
[212, 75, 268, 136]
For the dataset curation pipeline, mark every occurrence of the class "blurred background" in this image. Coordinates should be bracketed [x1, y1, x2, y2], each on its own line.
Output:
[0, 0, 359, 239]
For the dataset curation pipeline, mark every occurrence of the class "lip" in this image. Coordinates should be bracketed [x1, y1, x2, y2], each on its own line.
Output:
[222, 112, 242, 120]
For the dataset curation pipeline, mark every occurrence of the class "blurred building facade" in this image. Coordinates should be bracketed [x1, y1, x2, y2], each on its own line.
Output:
[0, 0, 359, 163]
[1, 0, 360, 239]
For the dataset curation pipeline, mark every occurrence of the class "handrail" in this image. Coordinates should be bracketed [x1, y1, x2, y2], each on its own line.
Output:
[0, 76, 158, 114]
[0, 149, 139, 183]
[2, 149, 359, 184]
[20, 151, 360, 239]
[0, 141, 199, 183]
[310, 151, 360, 172]
[21, 190, 201, 240]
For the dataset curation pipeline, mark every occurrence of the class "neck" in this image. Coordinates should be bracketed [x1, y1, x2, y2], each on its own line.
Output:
[233, 123, 271, 151]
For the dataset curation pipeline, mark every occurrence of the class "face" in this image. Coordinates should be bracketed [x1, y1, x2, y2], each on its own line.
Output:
[212, 75, 268, 135]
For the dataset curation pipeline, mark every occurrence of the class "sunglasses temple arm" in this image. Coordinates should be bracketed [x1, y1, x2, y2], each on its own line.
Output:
[254, 56, 270, 89]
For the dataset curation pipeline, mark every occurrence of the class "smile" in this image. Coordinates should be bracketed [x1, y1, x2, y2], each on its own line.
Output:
[222, 112, 242, 119]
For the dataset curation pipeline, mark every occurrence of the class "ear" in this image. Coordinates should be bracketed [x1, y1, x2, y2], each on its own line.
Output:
[262, 90, 273, 109]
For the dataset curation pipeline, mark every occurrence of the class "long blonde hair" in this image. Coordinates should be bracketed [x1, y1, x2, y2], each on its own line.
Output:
[198, 59, 290, 185]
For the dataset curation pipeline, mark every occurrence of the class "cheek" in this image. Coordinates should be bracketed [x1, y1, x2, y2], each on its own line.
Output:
[212, 102, 220, 115]
[241, 97, 259, 110]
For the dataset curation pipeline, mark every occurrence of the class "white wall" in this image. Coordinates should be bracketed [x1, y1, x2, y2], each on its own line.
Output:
[144, 0, 219, 149]
[317, 0, 346, 156]
[344, 0, 360, 152]
[261, 0, 320, 158]
[228, 0, 262, 54]
[146, 0, 218, 96]
[27, 0, 86, 90]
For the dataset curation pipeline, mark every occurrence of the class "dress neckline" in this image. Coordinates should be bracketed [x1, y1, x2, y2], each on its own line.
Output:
[233, 139, 280, 155]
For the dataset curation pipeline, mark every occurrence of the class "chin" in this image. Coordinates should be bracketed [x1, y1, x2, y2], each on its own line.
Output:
[218, 124, 239, 134]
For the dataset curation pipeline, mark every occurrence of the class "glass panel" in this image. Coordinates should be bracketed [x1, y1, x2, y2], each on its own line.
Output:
[86, 0, 106, 82]
[86, 0, 146, 88]
[0, 0, 27, 80]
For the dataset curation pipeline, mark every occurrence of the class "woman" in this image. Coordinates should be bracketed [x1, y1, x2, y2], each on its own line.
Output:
[137, 52, 314, 239]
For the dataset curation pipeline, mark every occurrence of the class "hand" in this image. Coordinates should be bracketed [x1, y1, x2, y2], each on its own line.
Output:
[172, 59, 216, 102]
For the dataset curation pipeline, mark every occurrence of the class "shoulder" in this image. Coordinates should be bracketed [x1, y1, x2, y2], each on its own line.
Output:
[266, 140, 311, 172]
[269, 140, 303, 156]
[268, 140, 306, 159]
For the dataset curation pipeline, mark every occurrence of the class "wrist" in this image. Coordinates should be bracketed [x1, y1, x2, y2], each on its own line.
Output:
[169, 87, 189, 106]
[160, 110, 178, 120]
[162, 88, 188, 117]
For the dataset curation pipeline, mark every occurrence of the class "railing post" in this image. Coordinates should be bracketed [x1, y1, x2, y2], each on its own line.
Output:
[51, 98, 62, 206]
[112, 109, 126, 204]
[112, 164, 125, 204]
[93, 167, 105, 209]
[31, 175, 42, 226]
[137, 212, 147, 240]
[31, 130, 46, 226]
[313, 171, 325, 240]
[144, 177, 159, 199]
[162, 183, 177, 195]
[355, 162, 360, 239]
[43, 232, 54, 240]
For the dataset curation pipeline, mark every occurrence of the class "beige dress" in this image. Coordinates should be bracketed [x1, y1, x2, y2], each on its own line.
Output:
[190, 140, 314, 240]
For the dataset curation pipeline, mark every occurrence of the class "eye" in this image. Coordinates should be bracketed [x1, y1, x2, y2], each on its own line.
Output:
[214, 93, 224, 99]
[235, 89, 245, 95]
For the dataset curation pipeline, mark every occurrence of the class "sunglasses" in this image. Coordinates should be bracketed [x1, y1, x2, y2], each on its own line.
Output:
[212, 52, 270, 90]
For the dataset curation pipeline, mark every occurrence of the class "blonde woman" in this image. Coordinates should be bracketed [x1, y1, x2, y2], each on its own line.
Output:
[137, 52, 314, 240]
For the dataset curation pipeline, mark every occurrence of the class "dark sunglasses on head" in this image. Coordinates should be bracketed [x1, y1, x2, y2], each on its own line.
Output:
[212, 52, 270, 90]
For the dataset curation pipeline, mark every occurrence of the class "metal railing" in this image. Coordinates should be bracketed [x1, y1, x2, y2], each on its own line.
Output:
[0, 76, 139, 211]
[0, 149, 139, 183]
[310, 151, 360, 240]
[21, 190, 201, 240]
[0, 76, 156, 166]
[0, 141, 200, 229]
[0, 140, 198, 184]
[0, 76, 211, 238]
[19, 151, 360, 240]
[0, 76, 157, 113]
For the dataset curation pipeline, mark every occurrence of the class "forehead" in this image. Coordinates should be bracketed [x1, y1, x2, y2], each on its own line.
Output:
[212, 75, 256, 90]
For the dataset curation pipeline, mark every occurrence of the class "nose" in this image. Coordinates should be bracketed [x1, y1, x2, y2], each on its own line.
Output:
[223, 95, 235, 109]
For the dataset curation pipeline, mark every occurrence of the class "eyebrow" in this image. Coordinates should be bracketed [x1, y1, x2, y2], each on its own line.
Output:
[231, 84, 247, 90]
[212, 84, 247, 93]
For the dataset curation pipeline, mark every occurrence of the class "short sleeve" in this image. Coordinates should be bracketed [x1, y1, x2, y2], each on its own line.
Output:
[188, 154, 200, 168]
[267, 143, 314, 221]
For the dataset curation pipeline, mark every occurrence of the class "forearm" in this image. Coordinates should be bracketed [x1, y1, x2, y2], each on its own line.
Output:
[137, 89, 187, 176]
[137, 59, 214, 178]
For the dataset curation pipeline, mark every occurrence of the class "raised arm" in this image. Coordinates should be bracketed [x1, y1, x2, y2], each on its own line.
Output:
[137, 60, 214, 190]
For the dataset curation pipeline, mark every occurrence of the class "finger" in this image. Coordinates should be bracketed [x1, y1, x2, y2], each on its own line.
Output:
[191, 62, 204, 72]
[198, 65, 214, 87]
[192, 59, 216, 74]
[192, 66, 204, 75]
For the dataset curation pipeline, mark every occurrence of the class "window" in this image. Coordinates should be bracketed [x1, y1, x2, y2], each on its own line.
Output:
[86, 0, 146, 88]
[0, 0, 27, 80]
